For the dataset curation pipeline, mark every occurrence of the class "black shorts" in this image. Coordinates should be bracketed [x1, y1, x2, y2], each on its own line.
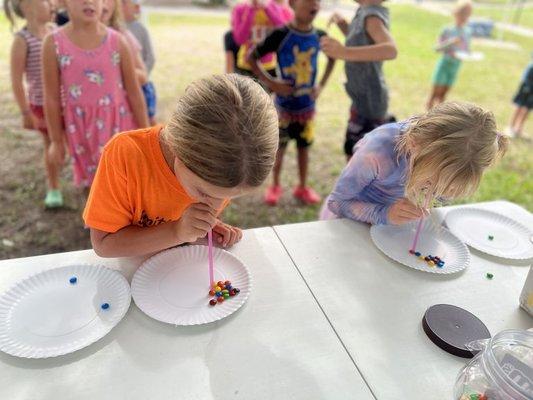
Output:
[344, 107, 396, 156]
[279, 119, 314, 149]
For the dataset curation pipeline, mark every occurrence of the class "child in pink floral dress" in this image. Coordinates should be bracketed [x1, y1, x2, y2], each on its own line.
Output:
[42, 0, 148, 188]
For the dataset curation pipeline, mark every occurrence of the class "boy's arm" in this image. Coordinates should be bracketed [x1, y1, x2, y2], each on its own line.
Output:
[321, 16, 397, 62]
[10, 35, 33, 129]
[140, 24, 155, 73]
[327, 12, 349, 36]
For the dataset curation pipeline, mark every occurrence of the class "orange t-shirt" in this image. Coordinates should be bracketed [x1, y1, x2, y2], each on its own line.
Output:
[84, 125, 216, 233]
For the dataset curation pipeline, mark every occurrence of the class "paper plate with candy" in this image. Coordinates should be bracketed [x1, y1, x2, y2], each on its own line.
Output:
[131, 245, 251, 326]
[371, 219, 470, 274]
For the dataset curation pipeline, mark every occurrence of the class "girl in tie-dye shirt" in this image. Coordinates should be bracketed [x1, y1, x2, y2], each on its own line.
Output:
[321, 102, 508, 225]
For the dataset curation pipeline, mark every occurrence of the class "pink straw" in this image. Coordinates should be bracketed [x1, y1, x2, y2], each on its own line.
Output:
[207, 230, 214, 287]
[410, 193, 431, 252]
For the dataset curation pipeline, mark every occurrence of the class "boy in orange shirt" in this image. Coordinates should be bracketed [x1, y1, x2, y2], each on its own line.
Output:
[83, 75, 279, 257]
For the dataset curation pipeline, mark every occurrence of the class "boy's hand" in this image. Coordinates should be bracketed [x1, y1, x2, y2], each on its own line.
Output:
[328, 12, 348, 30]
[269, 80, 294, 97]
[175, 203, 217, 244]
[311, 84, 323, 100]
[320, 37, 346, 60]
[387, 198, 429, 225]
[213, 220, 243, 248]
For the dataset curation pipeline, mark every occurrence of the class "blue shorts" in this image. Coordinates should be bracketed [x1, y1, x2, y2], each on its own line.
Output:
[142, 82, 157, 118]
[432, 56, 461, 87]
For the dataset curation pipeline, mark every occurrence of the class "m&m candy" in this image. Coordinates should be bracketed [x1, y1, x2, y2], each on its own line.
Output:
[207, 281, 241, 307]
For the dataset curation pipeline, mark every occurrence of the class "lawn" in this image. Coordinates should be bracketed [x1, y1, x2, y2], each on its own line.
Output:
[0, 3, 532, 259]
[474, 4, 533, 30]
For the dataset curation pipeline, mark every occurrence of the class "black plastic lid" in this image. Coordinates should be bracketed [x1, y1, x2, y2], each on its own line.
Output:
[422, 304, 491, 358]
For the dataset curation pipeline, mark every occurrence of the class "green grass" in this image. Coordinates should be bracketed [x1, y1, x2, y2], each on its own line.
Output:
[0, 4, 532, 258]
[474, 5, 533, 29]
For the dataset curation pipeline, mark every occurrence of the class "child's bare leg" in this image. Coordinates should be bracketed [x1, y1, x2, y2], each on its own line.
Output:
[272, 146, 286, 187]
[297, 146, 309, 188]
[439, 86, 451, 103]
[43, 135, 60, 190]
[513, 107, 529, 137]
[427, 85, 441, 110]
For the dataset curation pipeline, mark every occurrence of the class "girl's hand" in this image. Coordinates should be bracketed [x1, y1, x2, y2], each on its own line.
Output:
[320, 37, 346, 60]
[175, 203, 217, 244]
[387, 198, 428, 225]
[213, 220, 243, 248]
[48, 141, 65, 166]
[22, 112, 34, 130]
[269, 80, 294, 97]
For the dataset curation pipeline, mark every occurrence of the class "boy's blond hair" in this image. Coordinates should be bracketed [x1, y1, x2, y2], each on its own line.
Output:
[454, 0, 472, 15]
[106, 0, 126, 31]
[163, 74, 279, 188]
[397, 102, 508, 204]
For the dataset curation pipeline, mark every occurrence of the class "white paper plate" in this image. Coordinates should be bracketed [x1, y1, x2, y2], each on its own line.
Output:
[455, 51, 484, 61]
[445, 208, 533, 260]
[131, 245, 251, 326]
[371, 219, 470, 274]
[0, 264, 131, 358]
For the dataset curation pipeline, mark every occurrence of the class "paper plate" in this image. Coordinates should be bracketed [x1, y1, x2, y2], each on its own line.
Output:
[455, 51, 484, 61]
[445, 208, 533, 260]
[0, 264, 131, 358]
[131, 245, 251, 326]
[371, 219, 470, 274]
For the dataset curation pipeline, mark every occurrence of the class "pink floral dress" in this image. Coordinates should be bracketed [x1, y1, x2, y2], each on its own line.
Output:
[53, 27, 137, 187]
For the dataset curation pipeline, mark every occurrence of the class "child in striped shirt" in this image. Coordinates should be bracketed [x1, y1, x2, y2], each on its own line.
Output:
[5, 0, 63, 208]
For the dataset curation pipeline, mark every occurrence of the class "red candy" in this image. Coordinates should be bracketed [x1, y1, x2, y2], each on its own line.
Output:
[224, 280, 231, 286]
[209, 299, 217, 306]
[217, 296, 224, 303]
[229, 290, 236, 296]
[217, 281, 224, 287]
[208, 290, 215, 296]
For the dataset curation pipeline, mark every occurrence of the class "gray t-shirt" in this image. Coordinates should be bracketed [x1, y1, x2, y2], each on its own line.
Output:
[344, 5, 389, 119]
[127, 20, 155, 75]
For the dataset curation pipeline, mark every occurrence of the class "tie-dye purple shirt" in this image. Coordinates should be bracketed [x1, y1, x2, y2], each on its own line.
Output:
[327, 122, 408, 225]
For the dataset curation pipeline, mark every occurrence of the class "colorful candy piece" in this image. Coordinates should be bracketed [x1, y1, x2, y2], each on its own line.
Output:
[209, 299, 217, 306]
[222, 289, 229, 294]
[428, 261, 435, 266]
[69, 277, 77, 284]
[217, 296, 224, 303]
[217, 281, 224, 287]
[486, 273, 494, 280]
[488, 235, 494, 241]
[234, 288, 240, 294]
[414, 251, 421, 257]
[224, 280, 231, 286]
[409, 249, 415, 255]
[215, 286, 221, 292]
[229, 290, 236, 296]
[208, 290, 215, 296]
[225, 285, 232, 290]
[469, 394, 480, 400]
[216, 291, 222, 297]
[101, 303, 110, 310]
[418, 255, 425, 260]
[223, 293, 230, 299]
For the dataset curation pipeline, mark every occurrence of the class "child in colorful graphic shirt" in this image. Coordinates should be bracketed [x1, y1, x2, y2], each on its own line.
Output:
[249, 0, 335, 205]
[427, 0, 472, 109]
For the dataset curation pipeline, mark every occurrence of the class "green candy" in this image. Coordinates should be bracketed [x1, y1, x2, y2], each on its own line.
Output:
[470, 394, 480, 400]
[486, 273, 494, 280]
[222, 289, 229, 294]
[223, 293, 230, 299]
[488, 235, 494, 241]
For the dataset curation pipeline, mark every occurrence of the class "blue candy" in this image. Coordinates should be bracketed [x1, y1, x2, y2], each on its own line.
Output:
[414, 252, 421, 257]
[215, 291, 222, 297]
[101, 303, 110, 310]
[69, 277, 77, 284]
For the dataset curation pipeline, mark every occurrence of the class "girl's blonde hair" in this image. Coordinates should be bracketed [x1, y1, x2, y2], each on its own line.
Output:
[4, 0, 25, 30]
[105, 0, 126, 32]
[397, 102, 508, 204]
[163, 74, 279, 188]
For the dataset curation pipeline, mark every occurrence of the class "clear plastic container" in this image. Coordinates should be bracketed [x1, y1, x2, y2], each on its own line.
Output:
[454, 330, 533, 400]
